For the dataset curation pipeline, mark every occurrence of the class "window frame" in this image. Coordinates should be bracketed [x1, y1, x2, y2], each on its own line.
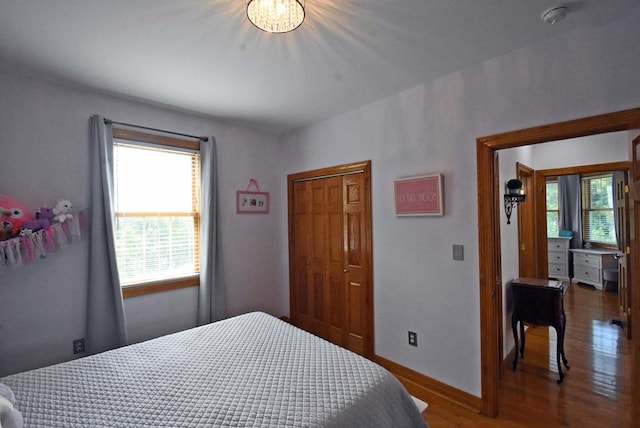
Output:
[112, 128, 201, 298]
[581, 172, 617, 249]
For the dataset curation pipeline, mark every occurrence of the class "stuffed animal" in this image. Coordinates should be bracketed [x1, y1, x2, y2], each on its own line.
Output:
[19, 228, 33, 237]
[53, 199, 73, 223]
[21, 205, 55, 232]
[0, 194, 34, 236]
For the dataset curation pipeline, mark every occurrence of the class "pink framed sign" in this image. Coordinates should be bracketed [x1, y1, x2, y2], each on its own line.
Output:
[237, 178, 269, 214]
[394, 174, 443, 216]
[237, 191, 269, 214]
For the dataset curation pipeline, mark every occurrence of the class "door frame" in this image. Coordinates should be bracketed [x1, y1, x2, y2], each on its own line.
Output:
[476, 108, 640, 417]
[287, 160, 374, 357]
[516, 162, 536, 278]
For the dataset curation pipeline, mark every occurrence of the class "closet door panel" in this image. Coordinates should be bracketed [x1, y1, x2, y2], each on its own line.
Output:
[309, 180, 327, 337]
[344, 174, 367, 354]
[326, 177, 346, 345]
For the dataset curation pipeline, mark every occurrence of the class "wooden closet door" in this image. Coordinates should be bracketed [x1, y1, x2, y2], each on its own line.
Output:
[295, 176, 345, 341]
[289, 161, 373, 357]
[291, 181, 311, 332]
[343, 173, 368, 354]
[326, 176, 347, 345]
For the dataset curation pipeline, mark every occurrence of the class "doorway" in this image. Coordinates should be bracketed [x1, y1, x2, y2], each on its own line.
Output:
[476, 108, 640, 421]
[287, 160, 374, 358]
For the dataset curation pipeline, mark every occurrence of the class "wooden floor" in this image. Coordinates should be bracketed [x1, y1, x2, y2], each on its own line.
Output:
[419, 283, 632, 427]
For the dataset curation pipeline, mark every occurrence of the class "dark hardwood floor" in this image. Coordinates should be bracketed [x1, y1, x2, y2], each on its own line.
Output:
[419, 283, 632, 427]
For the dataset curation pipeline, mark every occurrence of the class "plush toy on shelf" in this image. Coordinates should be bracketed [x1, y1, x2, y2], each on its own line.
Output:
[21, 205, 55, 232]
[53, 199, 73, 224]
[0, 194, 35, 239]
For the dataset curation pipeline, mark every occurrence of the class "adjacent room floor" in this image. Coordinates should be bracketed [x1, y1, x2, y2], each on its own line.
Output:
[420, 283, 631, 427]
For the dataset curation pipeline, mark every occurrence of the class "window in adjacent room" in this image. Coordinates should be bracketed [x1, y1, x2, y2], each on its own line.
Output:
[546, 179, 559, 237]
[581, 173, 616, 246]
[112, 128, 201, 297]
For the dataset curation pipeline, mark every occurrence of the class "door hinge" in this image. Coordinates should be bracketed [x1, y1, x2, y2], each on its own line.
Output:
[624, 184, 629, 194]
[626, 246, 631, 254]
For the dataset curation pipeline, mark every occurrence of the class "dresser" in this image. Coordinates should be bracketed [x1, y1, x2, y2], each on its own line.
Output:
[547, 236, 572, 282]
[569, 248, 619, 290]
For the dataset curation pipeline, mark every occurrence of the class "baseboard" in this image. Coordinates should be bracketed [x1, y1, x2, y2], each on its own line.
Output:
[373, 355, 481, 413]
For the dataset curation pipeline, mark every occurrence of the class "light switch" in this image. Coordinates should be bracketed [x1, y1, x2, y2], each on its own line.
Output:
[453, 244, 464, 261]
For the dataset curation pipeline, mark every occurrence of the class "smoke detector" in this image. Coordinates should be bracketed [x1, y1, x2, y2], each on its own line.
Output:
[541, 6, 569, 24]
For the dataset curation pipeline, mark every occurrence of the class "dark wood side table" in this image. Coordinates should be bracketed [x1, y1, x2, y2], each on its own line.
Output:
[511, 277, 570, 383]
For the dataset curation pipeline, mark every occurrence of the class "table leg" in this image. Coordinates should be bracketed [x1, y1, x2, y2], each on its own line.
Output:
[560, 315, 569, 369]
[519, 320, 526, 358]
[556, 326, 564, 383]
[511, 318, 519, 371]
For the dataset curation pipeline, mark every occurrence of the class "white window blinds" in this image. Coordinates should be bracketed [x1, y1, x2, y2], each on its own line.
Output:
[113, 142, 201, 285]
[581, 174, 615, 245]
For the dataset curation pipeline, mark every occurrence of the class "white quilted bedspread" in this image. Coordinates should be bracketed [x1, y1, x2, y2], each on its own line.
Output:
[1, 312, 428, 427]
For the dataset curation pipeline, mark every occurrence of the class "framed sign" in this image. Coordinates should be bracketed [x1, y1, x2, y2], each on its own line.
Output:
[394, 173, 443, 216]
[237, 191, 269, 214]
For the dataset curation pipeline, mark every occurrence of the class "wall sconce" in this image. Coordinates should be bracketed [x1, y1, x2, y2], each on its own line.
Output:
[504, 179, 525, 225]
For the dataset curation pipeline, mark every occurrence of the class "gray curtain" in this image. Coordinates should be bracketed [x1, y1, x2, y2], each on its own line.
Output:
[198, 137, 226, 324]
[558, 174, 583, 249]
[612, 171, 625, 250]
[86, 114, 128, 353]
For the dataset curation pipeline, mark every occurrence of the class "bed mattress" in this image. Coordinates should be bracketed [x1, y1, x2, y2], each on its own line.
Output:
[1, 312, 428, 427]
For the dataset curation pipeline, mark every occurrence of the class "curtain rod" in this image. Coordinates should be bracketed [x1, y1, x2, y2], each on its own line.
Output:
[104, 119, 208, 142]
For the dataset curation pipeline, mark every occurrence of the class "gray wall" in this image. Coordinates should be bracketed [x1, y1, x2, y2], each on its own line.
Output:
[0, 75, 287, 376]
[281, 7, 640, 396]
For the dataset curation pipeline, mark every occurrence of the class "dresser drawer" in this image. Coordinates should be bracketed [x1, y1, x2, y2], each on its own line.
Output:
[548, 240, 569, 252]
[548, 251, 567, 265]
[548, 262, 568, 277]
[573, 265, 600, 282]
[573, 252, 602, 268]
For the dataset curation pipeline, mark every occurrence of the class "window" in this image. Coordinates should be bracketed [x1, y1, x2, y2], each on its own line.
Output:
[581, 174, 616, 245]
[546, 179, 559, 236]
[112, 129, 200, 297]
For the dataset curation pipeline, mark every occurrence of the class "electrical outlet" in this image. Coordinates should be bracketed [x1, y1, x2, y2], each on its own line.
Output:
[408, 331, 417, 347]
[453, 244, 464, 261]
[73, 338, 85, 354]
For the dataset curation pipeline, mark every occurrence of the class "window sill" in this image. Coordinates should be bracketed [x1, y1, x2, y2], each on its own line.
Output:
[122, 275, 199, 299]
[585, 242, 618, 250]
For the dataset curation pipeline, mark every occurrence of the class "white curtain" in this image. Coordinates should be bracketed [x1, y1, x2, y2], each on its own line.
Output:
[198, 137, 226, 324]
[86, 114, 128, 353]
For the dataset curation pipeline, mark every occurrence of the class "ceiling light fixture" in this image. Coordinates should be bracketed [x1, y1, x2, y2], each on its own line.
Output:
[541, 6, 569, 24]
[247, 0, 305, 33]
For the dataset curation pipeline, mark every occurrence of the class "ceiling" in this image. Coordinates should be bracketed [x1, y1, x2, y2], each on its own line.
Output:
[0, 1, 637, 135]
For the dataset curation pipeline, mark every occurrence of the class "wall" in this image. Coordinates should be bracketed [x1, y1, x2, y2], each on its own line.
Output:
[281, 7, 640, 396]
[498, 145, 533, 358]
[0, 74, 287, 376]
[532, 131, 629, 170]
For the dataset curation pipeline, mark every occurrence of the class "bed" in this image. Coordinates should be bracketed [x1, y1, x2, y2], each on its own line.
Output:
[1, 312, 428, 427]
